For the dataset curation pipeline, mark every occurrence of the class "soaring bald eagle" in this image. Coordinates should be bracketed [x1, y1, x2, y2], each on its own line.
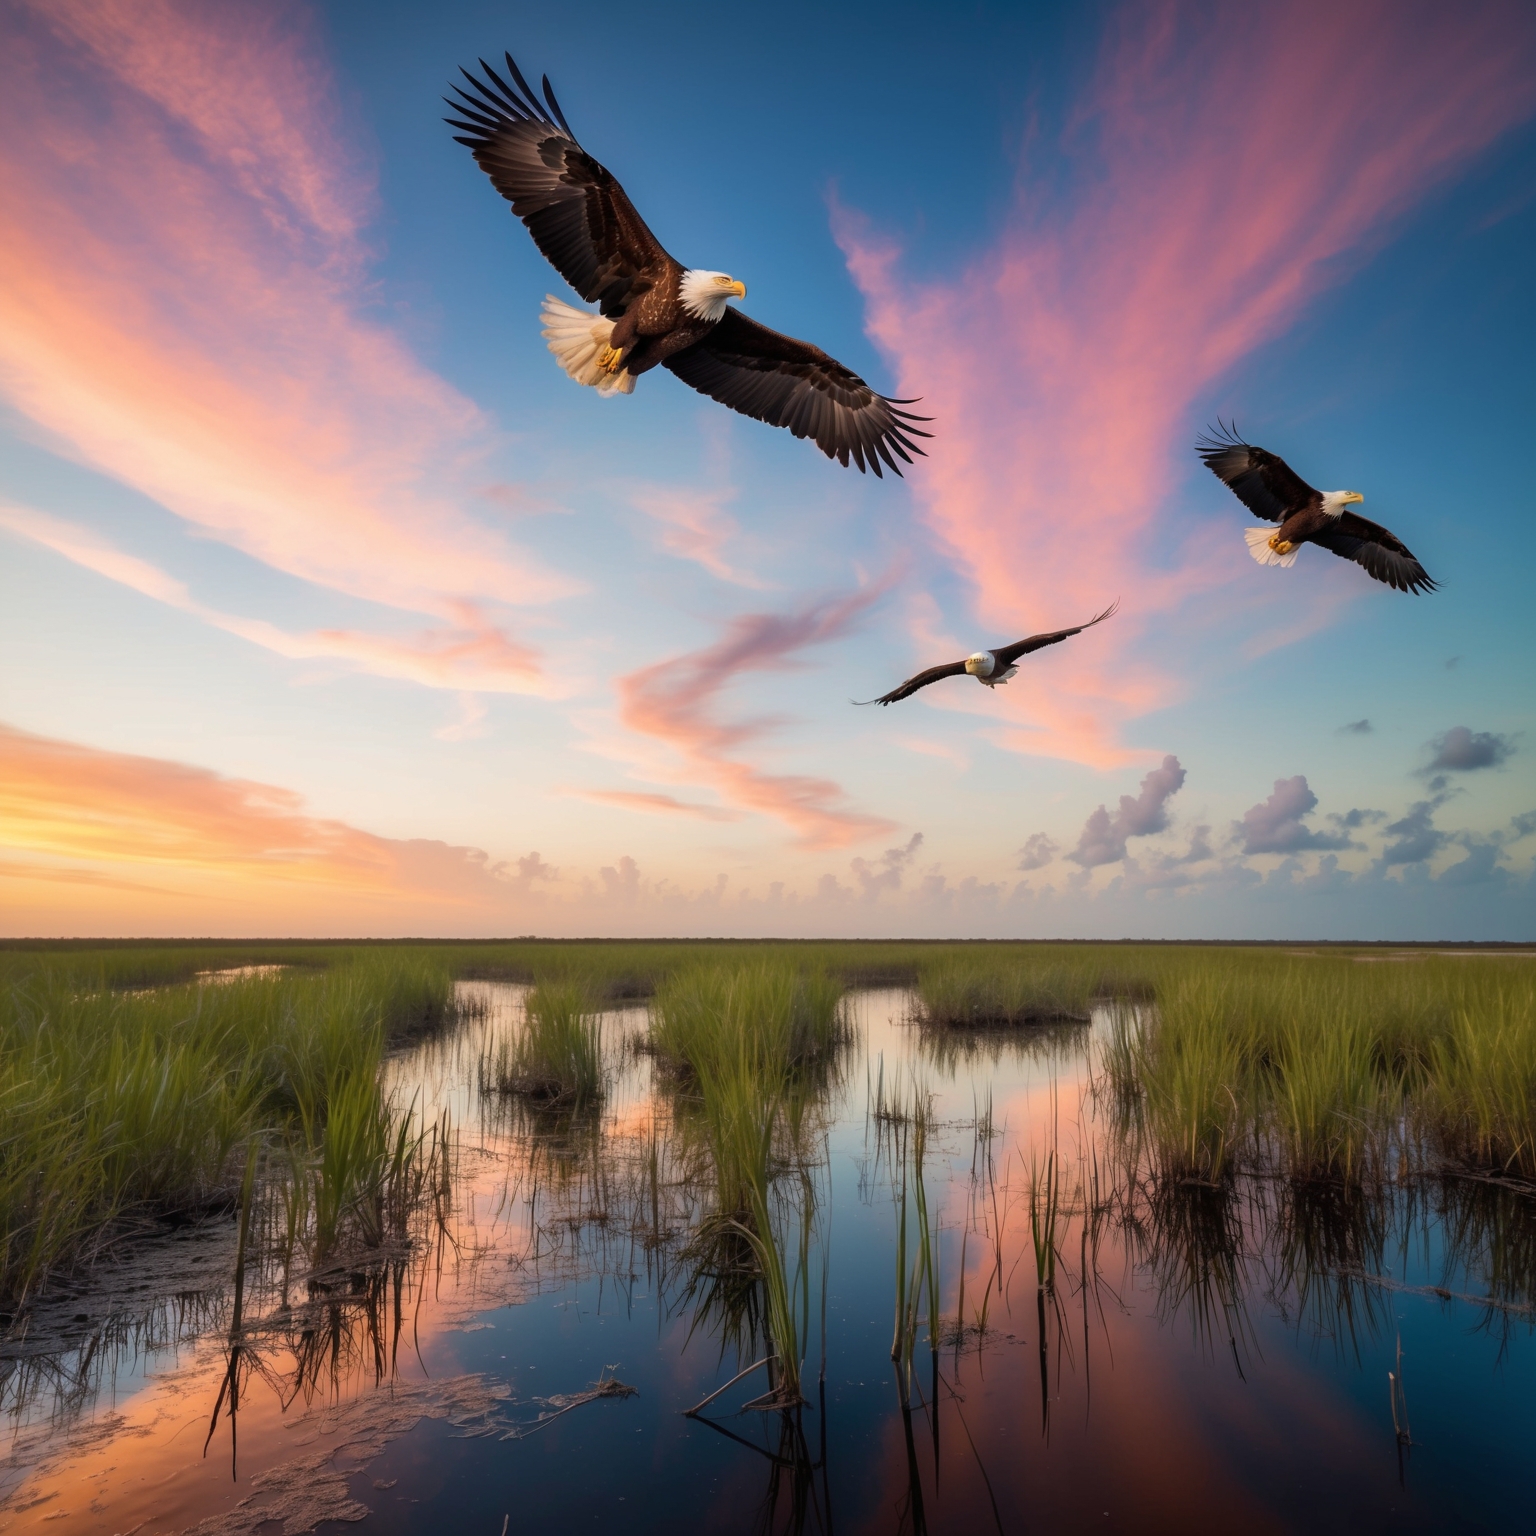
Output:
[854, 603, 1118, 707]
[1197, 425, 1437, 594]
[446, 55, 929, 476]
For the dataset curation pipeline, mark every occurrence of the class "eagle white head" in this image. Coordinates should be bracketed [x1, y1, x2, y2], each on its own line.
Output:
[1321, 489, 1365, 519]
[965, 650, 1018, 688]
[680, 269, 748, 323]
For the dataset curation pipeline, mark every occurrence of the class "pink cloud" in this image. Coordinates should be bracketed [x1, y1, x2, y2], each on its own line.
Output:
[0, 720, 512, 902]
[616, 587, 899, 848]
[576, 789, 742, 823]
[630, 485, 769, 588]
[33, 0, 370, 258]
[0, 1, 572, 676]
[0, 504, 551, 693]
[4, 718, 1522, 938]
[837, 0, 1536, 765]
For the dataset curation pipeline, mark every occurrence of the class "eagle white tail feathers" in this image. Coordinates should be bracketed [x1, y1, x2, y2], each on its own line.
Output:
[540, 297, 635, 396]
[1244, 527, 1299, 568]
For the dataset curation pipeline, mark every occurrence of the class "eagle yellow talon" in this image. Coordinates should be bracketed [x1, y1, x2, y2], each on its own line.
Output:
[1269, 536, 1295, 555]
[598, 345, 623, 373]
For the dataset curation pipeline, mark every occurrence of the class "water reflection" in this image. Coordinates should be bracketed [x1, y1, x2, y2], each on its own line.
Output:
[2, 986, 1535, 1533]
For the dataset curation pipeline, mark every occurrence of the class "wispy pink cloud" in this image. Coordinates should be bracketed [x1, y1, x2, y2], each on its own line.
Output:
[0, 504, 552, 693]
[576, 789, 742, 823]
[616, 588, 898, 848]
[630, 485, 769, 588]
[0, 0, 573, 678]
[36, 0, 370, 257]
[838, 0, 1536, 765]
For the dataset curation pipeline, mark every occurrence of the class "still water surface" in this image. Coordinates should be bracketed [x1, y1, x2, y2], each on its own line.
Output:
[2, 984, 1532, 1534]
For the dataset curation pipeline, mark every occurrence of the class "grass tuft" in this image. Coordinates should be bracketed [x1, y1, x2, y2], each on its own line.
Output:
[0, 952, 459, 1309]
[915, 955, 1095, 1027]
[481, 982, 604, 1107]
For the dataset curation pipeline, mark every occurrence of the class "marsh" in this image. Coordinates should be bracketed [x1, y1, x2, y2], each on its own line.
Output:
[2, 942, 1534, 1534]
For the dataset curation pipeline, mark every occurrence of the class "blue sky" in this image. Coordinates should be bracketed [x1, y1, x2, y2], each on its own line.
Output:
[1, 0, 1533, 937]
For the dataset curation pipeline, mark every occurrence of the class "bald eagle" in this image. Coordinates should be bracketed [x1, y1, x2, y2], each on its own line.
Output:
[446, 55, 929, 476]
[1197, 425, 1437, 594]
[855, 603, 1118, 707]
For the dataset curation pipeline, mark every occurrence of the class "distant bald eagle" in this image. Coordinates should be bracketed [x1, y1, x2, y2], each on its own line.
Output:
[855, 603, 1118, 707]
[446, 54, 929, 475]
[1197, 425, 1437, 594]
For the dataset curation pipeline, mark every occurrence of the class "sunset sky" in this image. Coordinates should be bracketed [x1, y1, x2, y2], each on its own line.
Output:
[2, 0, 1533, 938]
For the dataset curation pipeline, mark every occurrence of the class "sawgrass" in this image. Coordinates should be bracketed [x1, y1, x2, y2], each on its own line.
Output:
[915, 953, 1097, 1026]
[4, 937, 1531, 1316]
[287, 1073, 448, 1266]
[656, 960, 842, 1405]
[1121, 978, 1247, 1181]
[691, 1056, 817, 1406]
[1426, 984, 1536, 1175]
[649, 960, 845, 1084]
[0, 953, 459, 1310]
[1, 937, 1161, 1007]
[481, 981, 604, 1106]
[1105, 952, 1536, 1184]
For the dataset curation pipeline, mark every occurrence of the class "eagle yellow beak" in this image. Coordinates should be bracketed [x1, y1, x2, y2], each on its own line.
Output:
[1345, 491, 1365, 504]
[728, 280, 747, 298]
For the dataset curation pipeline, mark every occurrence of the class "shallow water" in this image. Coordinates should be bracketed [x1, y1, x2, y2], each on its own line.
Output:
[3, 983, 1534, 1534]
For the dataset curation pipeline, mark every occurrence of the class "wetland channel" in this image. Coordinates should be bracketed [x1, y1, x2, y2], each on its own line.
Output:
[2, 981, 1533, 1534]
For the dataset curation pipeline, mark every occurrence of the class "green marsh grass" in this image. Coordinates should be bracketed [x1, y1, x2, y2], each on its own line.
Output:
[0, 952, 459, 1310]
[677, 1061, 819, 1405]
[1427, 985, 1536, 1176]
[1102, 951, 1536, 1187]
[1027, 1147, 1062, 1294]
[650, 960, 844, 1083]
[1125, 977, 1247, 1182]
[293, 1075, 446, 1264]
[915, 954, 1096, 1027]
[5, 936, 1533, 1330]
[655, 960, 843, 1406]
[482, 981, 604, 1106]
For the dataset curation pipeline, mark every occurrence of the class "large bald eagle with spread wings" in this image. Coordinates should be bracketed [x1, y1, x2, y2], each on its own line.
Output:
[446, 54, 929, 476]
[855, 604, 1118, 707]
[1197, 425, 1437, 594]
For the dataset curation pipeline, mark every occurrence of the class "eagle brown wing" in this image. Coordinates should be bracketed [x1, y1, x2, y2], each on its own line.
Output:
[993, 601, 1119, 665]
[1310, 512, 1438, 594]
[665, 310, 931, 477]
[447, 56, 669, 316]
[854, 659, 966, 707]
[1196, 424, 1320, 523]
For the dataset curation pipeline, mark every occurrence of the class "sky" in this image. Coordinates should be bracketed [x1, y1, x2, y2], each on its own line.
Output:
[1, 0, 1534, 940]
